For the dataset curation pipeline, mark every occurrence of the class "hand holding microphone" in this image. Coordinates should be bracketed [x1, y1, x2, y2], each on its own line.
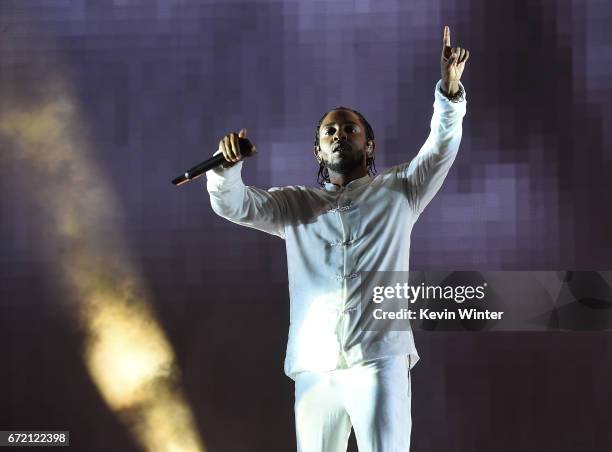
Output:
[172, 128, 256, 186]
[217, 128, 257, 167]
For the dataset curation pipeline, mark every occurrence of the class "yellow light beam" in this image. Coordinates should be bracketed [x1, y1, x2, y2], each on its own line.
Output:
[1, 74, 205, 452]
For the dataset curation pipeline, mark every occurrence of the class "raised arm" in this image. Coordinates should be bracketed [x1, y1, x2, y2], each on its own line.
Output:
[206, 129, 288, 238]
[400, 26, 470, 215]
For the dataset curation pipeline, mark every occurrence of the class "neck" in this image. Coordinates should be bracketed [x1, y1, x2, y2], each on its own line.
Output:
[328, 166, 368, 187]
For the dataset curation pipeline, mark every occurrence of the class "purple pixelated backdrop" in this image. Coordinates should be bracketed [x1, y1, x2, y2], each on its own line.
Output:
[1, 1, 611, 451]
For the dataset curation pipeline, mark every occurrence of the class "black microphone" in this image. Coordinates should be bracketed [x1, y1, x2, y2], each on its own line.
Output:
[172, 137, 253, 186]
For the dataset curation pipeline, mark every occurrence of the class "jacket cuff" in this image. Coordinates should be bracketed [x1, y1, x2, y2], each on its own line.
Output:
[434, 80, 467, 116]
[205, 151, 244, 190]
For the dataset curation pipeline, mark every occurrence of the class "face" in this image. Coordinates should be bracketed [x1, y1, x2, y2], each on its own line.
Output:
[315, 109, 372, 175]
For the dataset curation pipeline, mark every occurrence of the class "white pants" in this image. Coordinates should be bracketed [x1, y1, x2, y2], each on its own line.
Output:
[294, 356, 412, 452]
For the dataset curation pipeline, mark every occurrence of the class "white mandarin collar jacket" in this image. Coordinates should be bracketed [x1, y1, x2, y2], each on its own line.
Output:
[207, 81, 466, 379]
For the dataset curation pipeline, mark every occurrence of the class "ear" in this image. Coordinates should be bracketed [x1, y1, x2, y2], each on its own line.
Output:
[367, 141, 375, 157]
[313, 145, 322, 163]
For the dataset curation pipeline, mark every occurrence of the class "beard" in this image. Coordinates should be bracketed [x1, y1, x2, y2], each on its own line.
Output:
[324, 147, 366, 174]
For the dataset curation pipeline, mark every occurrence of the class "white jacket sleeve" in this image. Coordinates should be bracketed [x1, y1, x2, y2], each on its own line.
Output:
[206, 159, 288, 239]
[398, 80, 467, 215]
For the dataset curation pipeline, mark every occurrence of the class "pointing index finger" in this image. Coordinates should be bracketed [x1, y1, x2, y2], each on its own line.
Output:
[443, 25, 451, 48]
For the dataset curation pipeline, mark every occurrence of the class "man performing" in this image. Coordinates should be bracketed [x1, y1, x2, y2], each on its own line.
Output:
[206, 26, 469, 452]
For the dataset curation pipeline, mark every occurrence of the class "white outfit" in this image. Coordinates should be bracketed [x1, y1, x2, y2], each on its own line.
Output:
[206, 80, 466, 451]
[295, 356, 411, 452]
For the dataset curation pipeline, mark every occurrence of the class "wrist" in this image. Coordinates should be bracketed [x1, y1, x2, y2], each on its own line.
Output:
[440, 80, 459, 96]
[439, 80, 464, 103]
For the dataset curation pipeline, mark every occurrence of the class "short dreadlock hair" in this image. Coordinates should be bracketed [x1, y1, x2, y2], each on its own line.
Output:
[314, 106, 377, 186]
